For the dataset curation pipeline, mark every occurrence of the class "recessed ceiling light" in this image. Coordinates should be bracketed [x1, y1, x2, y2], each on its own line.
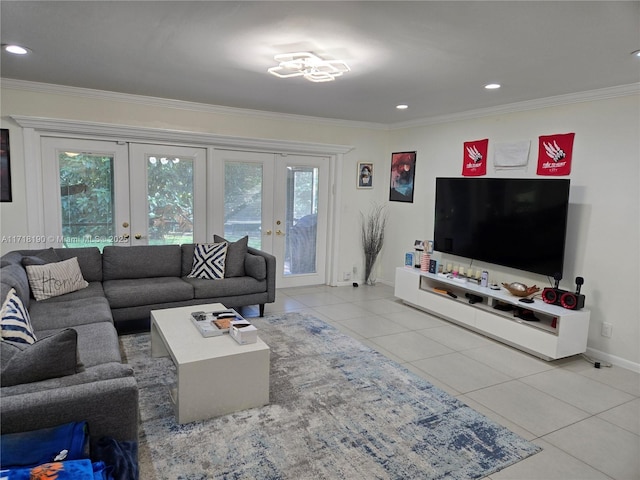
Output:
[484, 83, 501, 90]
[396, 104, 409, 110]
[3, 44, 30, 55]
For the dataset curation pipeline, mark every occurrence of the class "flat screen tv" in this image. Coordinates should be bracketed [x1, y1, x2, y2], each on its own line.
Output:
[433, 177, 570, 277]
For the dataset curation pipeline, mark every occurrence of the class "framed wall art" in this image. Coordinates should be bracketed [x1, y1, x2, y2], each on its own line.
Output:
[357, 162, 373, 189]
[389, 151, 416, 202]
[1, 129, 11, 202]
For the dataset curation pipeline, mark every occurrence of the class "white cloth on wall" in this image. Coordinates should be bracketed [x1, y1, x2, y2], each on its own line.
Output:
[493, 140, 530, 169]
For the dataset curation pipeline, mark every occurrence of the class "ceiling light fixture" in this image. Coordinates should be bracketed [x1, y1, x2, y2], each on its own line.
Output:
[484, 83, 501, 90]
[3, 44, 30, 55]
[632, 49, 640, 58]
[268, 52, 349, 83]
[396, 104, 409, 110]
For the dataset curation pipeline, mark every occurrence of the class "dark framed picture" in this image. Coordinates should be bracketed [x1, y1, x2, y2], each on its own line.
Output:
[1, 129, 11, 202]
[389, 151, 416, 202]
[357, 162, 373, 189]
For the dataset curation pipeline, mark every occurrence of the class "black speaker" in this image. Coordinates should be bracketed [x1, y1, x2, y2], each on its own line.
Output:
[542, 277, 585, 310]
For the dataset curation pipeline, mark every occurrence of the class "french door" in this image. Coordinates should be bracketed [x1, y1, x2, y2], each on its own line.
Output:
[216, 150, 329, 288]
[41, 138, 206, 248]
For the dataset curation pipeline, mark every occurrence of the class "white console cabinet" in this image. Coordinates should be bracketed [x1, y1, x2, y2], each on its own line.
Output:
[394, 267, 590, 360]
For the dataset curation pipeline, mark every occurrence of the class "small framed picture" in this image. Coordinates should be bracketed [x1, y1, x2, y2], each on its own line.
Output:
[357, 162, 373, 189]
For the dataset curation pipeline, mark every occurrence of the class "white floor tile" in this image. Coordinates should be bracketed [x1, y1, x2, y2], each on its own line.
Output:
[490, 439, 612, 480]
[543, 416, 640, 480]
[597, 398, 640, 436]
[462, 343, 555, 378]
[417, 324, 495, 351]
[466, 380, 590, 436]
[520, 368, 635, 414]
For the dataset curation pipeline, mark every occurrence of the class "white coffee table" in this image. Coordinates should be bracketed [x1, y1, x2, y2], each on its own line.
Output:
[150, 303, 270, 424]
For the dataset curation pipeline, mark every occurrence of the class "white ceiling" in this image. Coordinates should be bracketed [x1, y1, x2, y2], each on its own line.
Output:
[1, 1, 639, 125]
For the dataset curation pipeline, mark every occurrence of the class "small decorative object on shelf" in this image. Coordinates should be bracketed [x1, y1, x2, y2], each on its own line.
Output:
[420, 252, 430, 272]
[405, 252, 415, 268]
[502, 282, 540, 298]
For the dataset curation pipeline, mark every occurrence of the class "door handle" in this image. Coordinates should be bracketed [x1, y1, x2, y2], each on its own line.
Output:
[123, 233, 130, 240]
[134, 233, 142, 240]
[276, 229, 285, 236]
[265, 229, 272, 236]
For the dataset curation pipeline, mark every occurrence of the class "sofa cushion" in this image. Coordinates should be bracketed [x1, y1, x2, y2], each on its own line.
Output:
[103, 277, 193, 309]
[56, 247, 103, 283]
[103, 245, 182, 280]
[0, 329, 81, 387]
[187, 243, 227, 279]
[25, 257, 89, 301]
[28, 296, 113, 332]
[245, 253, 267, 281]
[183, 275, 266, 299]
[0, 251, 24, 268]
[1, 288, 36, 345]
[38, 322, 122, 368]
[1, 264, 31, 309]
[213, 235, 248, 277]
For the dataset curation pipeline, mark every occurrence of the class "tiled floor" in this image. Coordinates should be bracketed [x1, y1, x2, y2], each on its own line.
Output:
[242, 283, 640, 480]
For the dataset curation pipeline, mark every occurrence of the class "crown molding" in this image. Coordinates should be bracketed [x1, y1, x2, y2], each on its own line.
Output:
[388, 83, 640, 130]
[0, 78, 387, 131]
[11, 115, 353, 155]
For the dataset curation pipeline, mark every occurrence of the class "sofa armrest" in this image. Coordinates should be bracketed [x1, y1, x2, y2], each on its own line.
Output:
[0, 376, 139, 443]
[247, 247, 276, 303]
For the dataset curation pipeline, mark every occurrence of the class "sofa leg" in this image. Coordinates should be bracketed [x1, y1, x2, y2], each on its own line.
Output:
[259, 304, 265, 317]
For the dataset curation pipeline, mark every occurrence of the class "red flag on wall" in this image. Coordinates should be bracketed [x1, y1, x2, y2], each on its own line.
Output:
[462, 139, 488, 176]
[537, 133, 575, 176]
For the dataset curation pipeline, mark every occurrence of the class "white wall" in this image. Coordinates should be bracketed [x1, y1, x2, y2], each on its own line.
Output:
[383, 95, 640, 369]
[1, 85, 638, 368]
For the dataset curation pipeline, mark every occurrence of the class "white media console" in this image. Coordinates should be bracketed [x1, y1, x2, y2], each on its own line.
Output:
[395, 267, 590, 360]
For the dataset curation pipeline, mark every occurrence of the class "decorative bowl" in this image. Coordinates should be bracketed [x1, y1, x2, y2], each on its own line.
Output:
[502, 282, 540, 297]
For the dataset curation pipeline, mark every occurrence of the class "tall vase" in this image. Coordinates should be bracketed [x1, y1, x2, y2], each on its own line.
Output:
[364, 254, 377, 285]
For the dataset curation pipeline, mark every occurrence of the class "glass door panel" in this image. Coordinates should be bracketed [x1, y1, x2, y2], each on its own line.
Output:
[59, 152, 116, 249]
[285, 166, 319, 275]
[41, 137, 130, 249]
[224, 162, 263, 249]
[146, 154, 194, 245]
[129, 144, 206, 245]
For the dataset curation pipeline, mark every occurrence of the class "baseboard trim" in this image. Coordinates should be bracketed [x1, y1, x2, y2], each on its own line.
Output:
[585, 347, 640, 373]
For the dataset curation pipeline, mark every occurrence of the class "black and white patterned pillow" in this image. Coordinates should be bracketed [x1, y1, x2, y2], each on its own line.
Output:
[188, 243, 228, 279]
[1, 288, 37, 344]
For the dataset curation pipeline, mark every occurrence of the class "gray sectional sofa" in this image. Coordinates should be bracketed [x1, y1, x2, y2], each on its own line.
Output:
[0, 240, 276, 442]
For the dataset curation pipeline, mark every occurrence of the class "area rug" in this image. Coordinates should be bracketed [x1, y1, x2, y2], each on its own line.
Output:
[121, 312, 541, 479]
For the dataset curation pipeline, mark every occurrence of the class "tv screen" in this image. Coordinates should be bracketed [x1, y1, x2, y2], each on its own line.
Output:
[434, 177, 570, 277]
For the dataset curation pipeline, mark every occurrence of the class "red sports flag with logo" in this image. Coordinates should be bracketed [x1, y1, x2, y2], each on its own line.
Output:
[537, 133, 574, 176]
[462, 139, 488, 176]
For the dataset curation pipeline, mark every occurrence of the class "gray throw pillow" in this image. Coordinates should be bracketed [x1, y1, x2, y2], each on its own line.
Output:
[213, 235, 248, 277]
[244, 254, 267, 281]
[21, 248, 61, 267]
[0, 328, 82, 387]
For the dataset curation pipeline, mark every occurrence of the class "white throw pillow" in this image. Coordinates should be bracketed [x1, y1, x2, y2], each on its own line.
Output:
[188, 243, 227, 279]
[25, 257, 89, 301]
[1, 288, 37, 344]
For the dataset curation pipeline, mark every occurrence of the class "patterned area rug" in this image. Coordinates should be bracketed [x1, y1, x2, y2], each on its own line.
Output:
[121, 312, 540, 479]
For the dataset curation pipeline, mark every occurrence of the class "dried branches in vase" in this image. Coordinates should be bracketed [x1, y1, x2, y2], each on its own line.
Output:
[360, 203, 388, 285]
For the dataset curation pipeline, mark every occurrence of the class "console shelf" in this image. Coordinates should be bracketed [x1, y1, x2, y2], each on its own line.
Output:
[395, 267, 590, 360]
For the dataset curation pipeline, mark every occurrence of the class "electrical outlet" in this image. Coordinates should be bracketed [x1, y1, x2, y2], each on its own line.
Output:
[601, 322, 613, 338]
[343, 272, 351, 281]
